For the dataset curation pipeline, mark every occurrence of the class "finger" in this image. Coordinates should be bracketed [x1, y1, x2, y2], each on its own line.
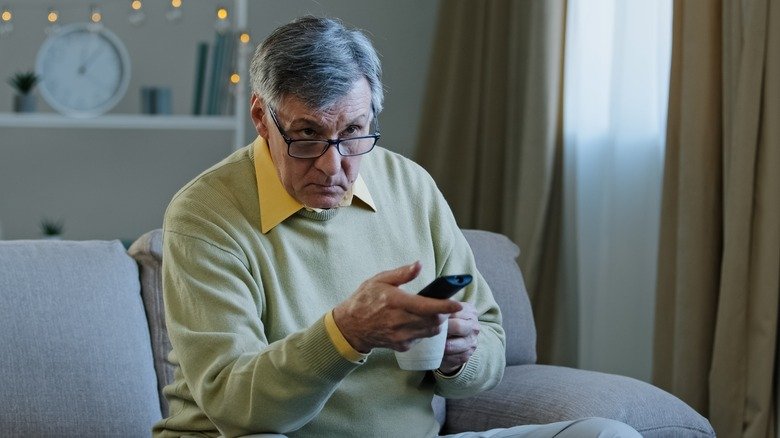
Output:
[444, 336, 476, 354]
[401, 295, 463, 317]
[447, 317, 473, 337]
[372, 261, 422, 287]
[446, 317, 480, 338]
[449, 302, 478, 321]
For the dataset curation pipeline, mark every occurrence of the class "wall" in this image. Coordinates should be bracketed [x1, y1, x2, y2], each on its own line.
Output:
[0, 0, 439, 240]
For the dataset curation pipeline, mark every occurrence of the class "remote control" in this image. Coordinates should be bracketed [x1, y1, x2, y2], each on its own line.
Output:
[417, 275, 472, 299]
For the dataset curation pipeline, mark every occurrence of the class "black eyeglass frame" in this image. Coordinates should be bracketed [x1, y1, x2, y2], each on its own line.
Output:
[268, 107, 381, 159]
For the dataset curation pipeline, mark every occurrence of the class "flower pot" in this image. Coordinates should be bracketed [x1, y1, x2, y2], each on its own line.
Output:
[13, 93, 36, 113]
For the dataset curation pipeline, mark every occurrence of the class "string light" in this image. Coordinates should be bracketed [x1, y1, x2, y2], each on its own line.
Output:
[88, 4, 102, 29]
[230, 72, 240, 85]
[215, 5, 229, 33]
[46, 7, 58, 23]
[166, 0, 183, 23]
[0, 6, 13, 37]
[45, 7, 60, 34]
[239, 31, 250, 44]
[128, 0, 145, 26]
[0, 2, 212, 36]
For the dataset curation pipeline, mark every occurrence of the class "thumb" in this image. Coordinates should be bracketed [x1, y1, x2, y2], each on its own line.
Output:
[374, 261, 422, 287]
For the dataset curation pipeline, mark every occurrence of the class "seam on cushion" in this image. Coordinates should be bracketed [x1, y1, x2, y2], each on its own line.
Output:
[636, 424, 714, 435]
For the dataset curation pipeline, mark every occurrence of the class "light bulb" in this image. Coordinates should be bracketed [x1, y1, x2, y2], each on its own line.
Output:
[45, 7, 60, 35]
[214, 6, 229, 33]
[88, 5, 103, 30]
[47, 8, 59, 23]
[0, 7, 11, 38]
[90, 5, 102, 23]
[166, 0, 183, 23]
[129, 0, 146, 26]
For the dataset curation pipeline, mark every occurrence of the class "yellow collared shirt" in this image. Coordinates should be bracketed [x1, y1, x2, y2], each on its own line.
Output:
[254, 137, 376, 234]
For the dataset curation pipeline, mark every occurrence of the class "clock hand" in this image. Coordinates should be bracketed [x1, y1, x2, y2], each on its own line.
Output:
[78, 46, 106, 75]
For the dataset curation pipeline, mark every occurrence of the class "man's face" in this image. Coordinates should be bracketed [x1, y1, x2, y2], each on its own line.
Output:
[251, 78, 374, 209]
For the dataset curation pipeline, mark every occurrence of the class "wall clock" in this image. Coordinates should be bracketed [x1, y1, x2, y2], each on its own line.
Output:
[35, 23, 131, 118]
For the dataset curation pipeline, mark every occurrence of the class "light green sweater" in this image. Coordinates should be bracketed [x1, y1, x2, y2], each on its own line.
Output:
[154, 144, 506, 438]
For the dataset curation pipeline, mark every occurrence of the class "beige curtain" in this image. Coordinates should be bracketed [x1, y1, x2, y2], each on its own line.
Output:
[415, 0, 569, 364]
[653, 0, 780, 436]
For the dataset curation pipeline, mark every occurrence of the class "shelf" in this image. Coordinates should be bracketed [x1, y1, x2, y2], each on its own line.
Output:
[0, 113, 237, 130]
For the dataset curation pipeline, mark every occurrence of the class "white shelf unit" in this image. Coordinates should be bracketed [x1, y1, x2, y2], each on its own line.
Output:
[0, 113, 236, 130]
[0, 0, 249, 149]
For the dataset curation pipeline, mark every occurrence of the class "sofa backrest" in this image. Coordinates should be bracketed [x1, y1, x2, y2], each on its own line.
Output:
[0, 239, 162, 436]
[461, 229, 537, 366]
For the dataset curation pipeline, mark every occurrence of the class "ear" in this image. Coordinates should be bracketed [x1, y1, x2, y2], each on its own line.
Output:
[250, 94, 270, 139]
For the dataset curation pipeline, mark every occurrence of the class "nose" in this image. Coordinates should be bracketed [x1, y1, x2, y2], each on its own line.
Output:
[314, 144, 342, 176]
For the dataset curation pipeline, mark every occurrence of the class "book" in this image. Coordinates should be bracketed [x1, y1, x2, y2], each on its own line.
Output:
[191, 42, 209, 115]
[199, 31, 239, 116]
[206, 32, 227, 115]
[217, 30, 238, 116]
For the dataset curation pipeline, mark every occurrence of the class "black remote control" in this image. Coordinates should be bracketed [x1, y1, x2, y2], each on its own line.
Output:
[417, 275, 473, 299]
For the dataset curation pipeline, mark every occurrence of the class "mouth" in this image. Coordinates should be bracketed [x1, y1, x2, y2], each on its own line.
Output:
[311, 182, 346, 191]
[303, 184, 345, 201]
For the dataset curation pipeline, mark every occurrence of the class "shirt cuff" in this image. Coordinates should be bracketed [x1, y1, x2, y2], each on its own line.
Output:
[434, 364, 466, 379]
[324, 310, 369, 364]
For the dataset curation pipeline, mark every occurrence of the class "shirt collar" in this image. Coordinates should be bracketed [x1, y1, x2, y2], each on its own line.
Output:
[253, 137, 376, 234]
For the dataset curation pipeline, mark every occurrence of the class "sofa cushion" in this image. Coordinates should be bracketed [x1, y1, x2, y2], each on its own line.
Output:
[444, 364, 715, 437]
[0, 239, 162, 436]
[461, 229, 536, 365]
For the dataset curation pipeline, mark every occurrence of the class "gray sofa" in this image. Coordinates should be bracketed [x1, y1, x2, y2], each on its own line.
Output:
[0, 229, 715, 437]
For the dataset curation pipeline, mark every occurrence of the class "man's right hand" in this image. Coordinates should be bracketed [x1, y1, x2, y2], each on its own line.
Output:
[332, 262, 463, 353]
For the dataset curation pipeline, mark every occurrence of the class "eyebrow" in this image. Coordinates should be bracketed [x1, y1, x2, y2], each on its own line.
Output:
[286, 113, 371, 132]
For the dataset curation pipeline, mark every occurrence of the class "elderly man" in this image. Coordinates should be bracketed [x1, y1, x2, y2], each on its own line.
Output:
[154, 16, 639, 438]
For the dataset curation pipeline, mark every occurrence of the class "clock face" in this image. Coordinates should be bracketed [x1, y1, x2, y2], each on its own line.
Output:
[35, 23, 131, 117]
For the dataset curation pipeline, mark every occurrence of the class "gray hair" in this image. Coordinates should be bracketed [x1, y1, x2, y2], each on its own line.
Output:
[250, 16, 383, 115]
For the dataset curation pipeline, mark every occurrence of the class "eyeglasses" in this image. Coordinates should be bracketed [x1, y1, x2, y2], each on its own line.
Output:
[268, 107, 380, 159]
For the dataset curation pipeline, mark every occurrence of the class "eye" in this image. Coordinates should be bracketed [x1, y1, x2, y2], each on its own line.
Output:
[299, 128, 318, 138]
[342, 125, 361, 137]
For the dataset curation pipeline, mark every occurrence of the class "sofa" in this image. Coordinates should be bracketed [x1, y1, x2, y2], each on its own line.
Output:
[0, 229, 715, 437]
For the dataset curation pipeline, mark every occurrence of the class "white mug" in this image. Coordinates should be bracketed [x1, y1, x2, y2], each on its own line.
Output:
[394, 319, 448, 371]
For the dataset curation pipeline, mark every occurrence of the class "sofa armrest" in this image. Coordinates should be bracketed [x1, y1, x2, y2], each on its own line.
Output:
[443, 364, 714, 437]
[128, 229, 172, 417]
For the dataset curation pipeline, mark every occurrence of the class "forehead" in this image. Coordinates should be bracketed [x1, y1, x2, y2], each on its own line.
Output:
[277, 78, 373, 123]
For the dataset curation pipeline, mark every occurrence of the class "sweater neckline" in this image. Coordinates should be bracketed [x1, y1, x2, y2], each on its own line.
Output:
[297, 208, 340, 221]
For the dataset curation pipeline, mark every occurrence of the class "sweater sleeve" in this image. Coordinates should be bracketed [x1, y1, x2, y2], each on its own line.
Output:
[427, 186, 506, 398]
[162, 229, 361, 436]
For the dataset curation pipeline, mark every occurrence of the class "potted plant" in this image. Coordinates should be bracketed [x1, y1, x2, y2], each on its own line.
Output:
[8, 71, 39, 113]
[40, 217, 64, 239]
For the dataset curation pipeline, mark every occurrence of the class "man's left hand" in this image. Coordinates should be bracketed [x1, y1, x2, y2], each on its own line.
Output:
[438, 302, 480, 375]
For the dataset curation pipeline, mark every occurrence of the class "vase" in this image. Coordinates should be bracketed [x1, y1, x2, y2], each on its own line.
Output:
[13, 93, 36, 113]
